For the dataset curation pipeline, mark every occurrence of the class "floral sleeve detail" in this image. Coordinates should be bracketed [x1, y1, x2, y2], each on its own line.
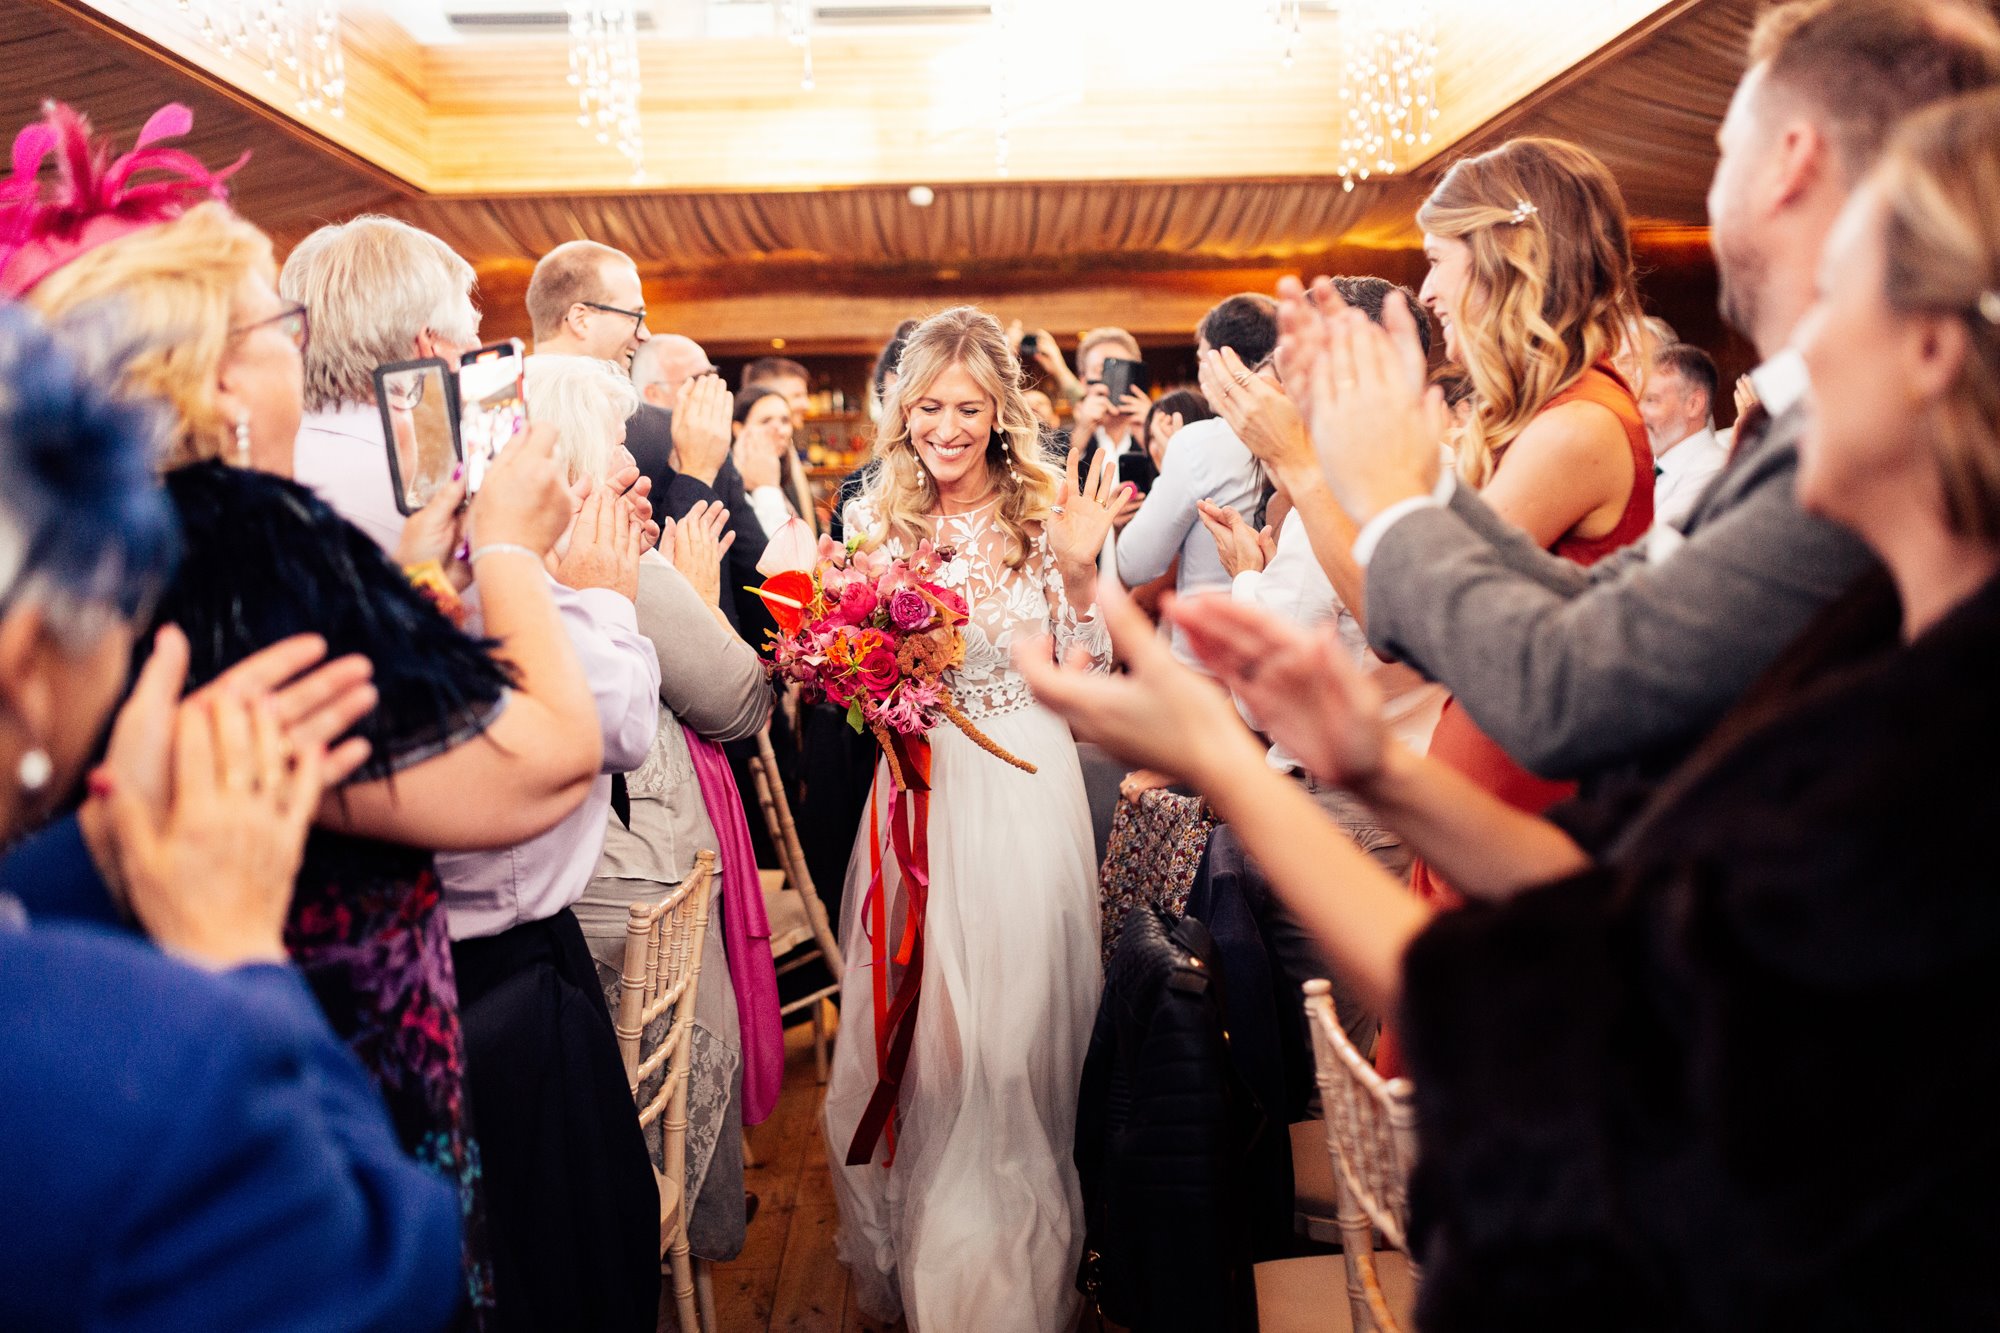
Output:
[1040, 536, 1112, 673]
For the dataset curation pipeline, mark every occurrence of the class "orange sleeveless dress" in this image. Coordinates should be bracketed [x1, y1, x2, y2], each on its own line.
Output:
[1376, 364, 1653, 1075]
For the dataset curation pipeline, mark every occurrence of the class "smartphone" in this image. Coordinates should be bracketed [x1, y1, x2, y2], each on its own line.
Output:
[1019, 332, 1039, 359]
[458, 338, 528, 495]
[374, 357, 461, 516]
[1099, 356, 1151, 405]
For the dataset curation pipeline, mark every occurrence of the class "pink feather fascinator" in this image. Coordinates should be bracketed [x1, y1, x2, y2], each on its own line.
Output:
[0, 100, 247, 299]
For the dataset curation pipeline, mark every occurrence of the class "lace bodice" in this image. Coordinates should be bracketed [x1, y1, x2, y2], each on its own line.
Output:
[847, 496, 1112, 721]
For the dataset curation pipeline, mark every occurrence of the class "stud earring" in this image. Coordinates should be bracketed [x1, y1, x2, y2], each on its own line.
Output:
[233, 409, 252, 465]
[17, 748, 51, 793]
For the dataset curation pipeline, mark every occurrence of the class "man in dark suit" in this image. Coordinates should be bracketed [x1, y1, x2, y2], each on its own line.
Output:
[628, 335, 774, 644]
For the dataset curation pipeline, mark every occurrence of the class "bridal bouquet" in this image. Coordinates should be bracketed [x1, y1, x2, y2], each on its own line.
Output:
[753, 519, 1036, 782]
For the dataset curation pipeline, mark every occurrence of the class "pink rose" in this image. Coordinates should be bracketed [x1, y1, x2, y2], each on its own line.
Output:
[927, 583, 968, 619]
[888, 587, 933, 631]
[829, 581, 878, 627]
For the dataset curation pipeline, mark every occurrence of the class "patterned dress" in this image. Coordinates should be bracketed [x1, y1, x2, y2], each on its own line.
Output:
[156, 462, 512, 1323]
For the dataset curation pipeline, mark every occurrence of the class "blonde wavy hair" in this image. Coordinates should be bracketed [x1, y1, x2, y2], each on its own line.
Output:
[1417, 137, 1642, 487]
[860, 306, 1060, 568]
[1875, 87, 2000, 540]
[25, 201, 275, 469]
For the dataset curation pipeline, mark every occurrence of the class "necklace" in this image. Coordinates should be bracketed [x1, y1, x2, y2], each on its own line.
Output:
[934, 490, 1001, 519]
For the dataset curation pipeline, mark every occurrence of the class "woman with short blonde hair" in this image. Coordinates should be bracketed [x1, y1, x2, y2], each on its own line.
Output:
[524, 352, 640, 484]
[281, 214, 479, 413]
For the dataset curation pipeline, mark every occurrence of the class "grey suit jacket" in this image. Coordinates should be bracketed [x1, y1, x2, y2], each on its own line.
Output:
[1365, 405, 1878, 785]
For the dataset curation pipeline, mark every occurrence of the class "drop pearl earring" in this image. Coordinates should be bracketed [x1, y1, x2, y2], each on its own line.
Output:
[233, 409, 252, 465]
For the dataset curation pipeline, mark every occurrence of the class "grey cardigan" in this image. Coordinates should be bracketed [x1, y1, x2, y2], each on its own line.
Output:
[591, 555, 772, 889]
[1364, 405, 1877, 787]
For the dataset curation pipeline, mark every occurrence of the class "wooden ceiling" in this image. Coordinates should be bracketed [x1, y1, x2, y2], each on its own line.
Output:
[6, 0, 1761, 352]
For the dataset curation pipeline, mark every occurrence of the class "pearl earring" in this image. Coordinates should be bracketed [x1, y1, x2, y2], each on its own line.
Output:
[233, 409, 252, 465]
[17, 748, 50, 793]
[1002, 436, 1021, 483]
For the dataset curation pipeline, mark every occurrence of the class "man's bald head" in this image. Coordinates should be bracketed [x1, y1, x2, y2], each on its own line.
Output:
[631, 333, 717, 407]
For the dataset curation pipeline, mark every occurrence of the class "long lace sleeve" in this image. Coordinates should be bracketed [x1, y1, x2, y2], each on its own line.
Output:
[1039, 536, 1112, 672]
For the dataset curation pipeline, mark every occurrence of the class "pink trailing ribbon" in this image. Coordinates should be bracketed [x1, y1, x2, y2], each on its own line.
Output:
[683, 728, 783, 1126]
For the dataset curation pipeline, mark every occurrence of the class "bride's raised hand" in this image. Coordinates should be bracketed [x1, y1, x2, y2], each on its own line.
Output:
[1169, 593, 1390, 790]
[1013, 579, 1266, 791]
[1045, 432, 1132, 578]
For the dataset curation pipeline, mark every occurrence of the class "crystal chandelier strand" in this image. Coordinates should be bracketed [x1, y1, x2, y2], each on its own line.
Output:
[1334, 0, 1438, 191]
[567, 2, 645, 181]
[172, 0, 345, 118]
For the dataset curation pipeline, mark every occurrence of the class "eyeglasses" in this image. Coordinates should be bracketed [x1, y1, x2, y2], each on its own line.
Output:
[579, 300, 647, 334]
[230, 301, 311, 352]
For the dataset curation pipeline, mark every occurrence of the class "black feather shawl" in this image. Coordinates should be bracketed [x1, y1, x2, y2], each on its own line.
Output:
[150, 461, 510, 782]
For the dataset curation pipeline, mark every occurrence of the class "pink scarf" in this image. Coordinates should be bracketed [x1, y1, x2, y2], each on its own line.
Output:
[684, 728, 783, 1125]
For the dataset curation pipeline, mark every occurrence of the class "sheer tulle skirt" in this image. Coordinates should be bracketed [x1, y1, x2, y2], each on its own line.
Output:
[823, 704, 1102, 1332]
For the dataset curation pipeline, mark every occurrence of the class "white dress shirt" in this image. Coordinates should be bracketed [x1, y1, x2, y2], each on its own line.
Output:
[1652, 426, 1728, 531]
[1113, 416, 1264, 665]
[292, 403, 663, 942]
[1231, 511, 1447, 770]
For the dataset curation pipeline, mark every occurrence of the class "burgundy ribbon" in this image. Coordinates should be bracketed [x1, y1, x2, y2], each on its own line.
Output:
[846, 740, 933, 1167]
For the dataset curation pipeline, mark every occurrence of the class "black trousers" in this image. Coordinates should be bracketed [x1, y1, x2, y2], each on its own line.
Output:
[453, 909, 660, 1333]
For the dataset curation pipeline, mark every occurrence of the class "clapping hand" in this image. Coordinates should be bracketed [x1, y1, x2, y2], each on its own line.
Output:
[555, 485, 647, 601]
[1283, 276, 1446, 525]
[1195, 500, 1275, 577]
[661, 498, 736, 609]
[88, 629, 347, 970]
[672, 374, 733, 485]
[734, 432, 783, 491]
[1733, 373, 1759, 422]
[1170, 594, 1390, 790]
[1047, 431, 1135, 578]
[607, 451, 662, 550]
[1198, 346, 1314, 484]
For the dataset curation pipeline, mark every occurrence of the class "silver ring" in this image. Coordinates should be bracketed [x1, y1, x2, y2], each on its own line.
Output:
[1050, 504, 1066, 516]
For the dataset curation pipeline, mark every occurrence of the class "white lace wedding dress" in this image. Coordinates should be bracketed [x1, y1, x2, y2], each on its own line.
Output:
[823, 496, 1110, 1332]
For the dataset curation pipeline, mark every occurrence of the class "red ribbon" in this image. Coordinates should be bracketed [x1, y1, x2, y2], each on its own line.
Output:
[846, 735, 933, 1167]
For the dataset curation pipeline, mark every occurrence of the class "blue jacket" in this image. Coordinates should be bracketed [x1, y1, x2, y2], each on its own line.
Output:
[0, 916, 462, 1331]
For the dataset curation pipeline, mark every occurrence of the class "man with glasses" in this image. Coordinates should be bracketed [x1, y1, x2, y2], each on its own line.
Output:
[526, 239, 651, 369]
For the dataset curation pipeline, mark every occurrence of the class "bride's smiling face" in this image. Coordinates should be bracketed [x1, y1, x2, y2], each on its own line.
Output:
[908, 361, 997, 493]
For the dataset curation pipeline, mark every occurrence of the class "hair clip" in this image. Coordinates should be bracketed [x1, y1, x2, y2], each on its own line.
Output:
[1508, 199, 1539, 225]
[1980, 290, 2000, 326]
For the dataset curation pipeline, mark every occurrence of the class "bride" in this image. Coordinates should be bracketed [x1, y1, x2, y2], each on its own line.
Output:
[823, 306, 1128, 1330]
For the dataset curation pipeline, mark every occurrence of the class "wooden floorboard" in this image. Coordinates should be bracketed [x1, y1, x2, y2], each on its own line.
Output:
[663, 1013, 909, 1332]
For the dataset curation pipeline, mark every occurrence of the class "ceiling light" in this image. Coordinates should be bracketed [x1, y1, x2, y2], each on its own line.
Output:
[907, 184, 936, 206]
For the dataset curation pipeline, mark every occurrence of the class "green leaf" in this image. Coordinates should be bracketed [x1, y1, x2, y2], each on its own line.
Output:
[846, 699, 866, 733]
